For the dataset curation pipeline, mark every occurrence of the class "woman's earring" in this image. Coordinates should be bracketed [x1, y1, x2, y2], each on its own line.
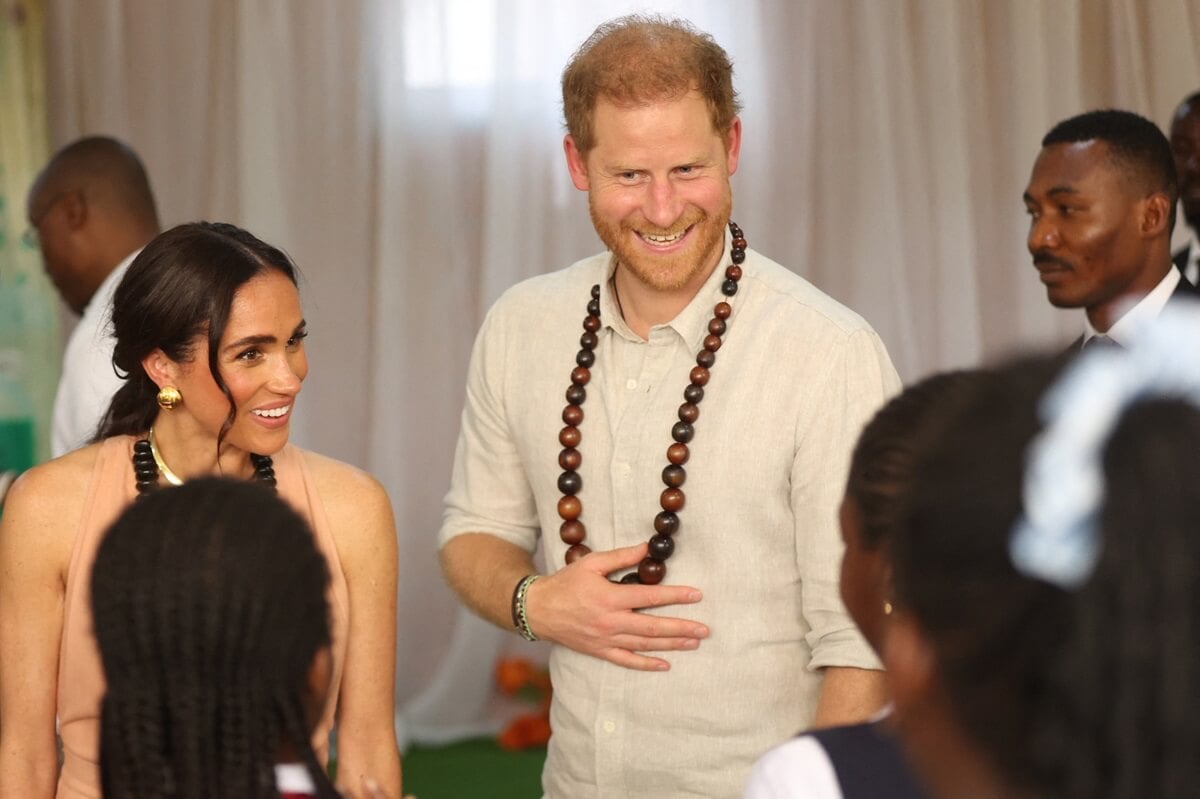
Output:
[157, 386, 182, 410]
[883, 600, 894, 616]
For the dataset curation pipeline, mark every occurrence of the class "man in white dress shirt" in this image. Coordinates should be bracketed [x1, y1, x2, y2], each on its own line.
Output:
[1022, 109, 1195, 350]
[26, 136, 160, 456]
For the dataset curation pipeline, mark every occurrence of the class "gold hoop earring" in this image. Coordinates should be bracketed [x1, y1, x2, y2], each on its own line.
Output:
[157, 386, 182, 410]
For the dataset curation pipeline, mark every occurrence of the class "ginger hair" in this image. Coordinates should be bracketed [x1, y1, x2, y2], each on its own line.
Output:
[562, 14, 741, 155]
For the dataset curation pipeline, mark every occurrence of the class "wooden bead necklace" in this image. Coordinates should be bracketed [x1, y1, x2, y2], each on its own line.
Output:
[132, 429, 277, 496]
[555, 220, 746, 584]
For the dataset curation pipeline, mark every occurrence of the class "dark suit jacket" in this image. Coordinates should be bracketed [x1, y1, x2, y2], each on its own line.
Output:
[1066, 267, 1199, 353]
[1175, 244, 1195, 286]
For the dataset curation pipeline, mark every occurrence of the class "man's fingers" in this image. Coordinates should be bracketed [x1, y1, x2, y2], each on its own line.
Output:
[581, 541, 650, 572]
[620, 613, 709, 640]
[624, 584, 704, 610]
[612, 634, 703, 653]
[601, 647, 673, 671]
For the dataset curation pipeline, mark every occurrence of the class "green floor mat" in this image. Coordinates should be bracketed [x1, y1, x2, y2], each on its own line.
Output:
[403, 737, 546, 799]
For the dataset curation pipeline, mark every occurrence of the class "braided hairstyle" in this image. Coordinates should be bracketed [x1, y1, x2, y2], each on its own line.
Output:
[845, 370, 981, 549]
[91, 478, 340, 799]
[891, 354, 1200, 798]
[96, 221, 300, 447]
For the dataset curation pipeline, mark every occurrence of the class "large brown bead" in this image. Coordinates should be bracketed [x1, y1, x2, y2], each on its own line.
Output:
[559, 447, 582, 470]
[619, 572, 642, 584]
[591, 283, 601, 299]
[565, 543, 591, 564]
[708, 318, 726, 336]
[660, 488, 685, 511]
[638, 558, 666, 585]
[731, 248, 745, 264]
[559, 519, 586, 545]
[583, 315, 601, 333]
[648, 534, 675, 561]
[557, 471, 582, 495]
[703, 334, 722, 352]
[662, 464, 686, 488]
[678, 403, 699, 423]
[689, 366, 710, 386]
[732, 237, 747, 251]
[559, 426, 581, 447]
[726, 264, 743, 280]
[580, 331, 598, 350]
[671, 421, 694, 443]
[571, 366, 591, 386]
[714, 302, 732, 320]
[683, 384, 704, 404]
[576, 348, 595, 367]
[562, 405, 584, 425]
[566, 384, 586, 405]
[557, 495, 582, 520]
[654, 510, 680, 535]
[696, 350, 715, 368]
[666, 443, 690, 465]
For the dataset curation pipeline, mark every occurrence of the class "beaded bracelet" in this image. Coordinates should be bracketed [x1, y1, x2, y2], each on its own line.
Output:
[511, 574, 540, 641]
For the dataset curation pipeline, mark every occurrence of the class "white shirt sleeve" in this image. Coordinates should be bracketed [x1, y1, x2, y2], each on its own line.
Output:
[743, 736, 844, 799]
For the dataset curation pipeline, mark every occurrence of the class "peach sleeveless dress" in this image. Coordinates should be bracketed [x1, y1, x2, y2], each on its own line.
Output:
[55, 436, 350, 799]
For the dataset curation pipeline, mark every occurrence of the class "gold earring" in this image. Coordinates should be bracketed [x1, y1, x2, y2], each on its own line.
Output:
[883, 601, 894, 616]
[157, 386, 182, 410]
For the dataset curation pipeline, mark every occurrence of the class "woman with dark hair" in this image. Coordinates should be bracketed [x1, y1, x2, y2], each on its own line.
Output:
[92, 478, 345, 799]
[0, 223, 401, 799]
[744, 372, 977, 799]
[885, 306, 1200, 799]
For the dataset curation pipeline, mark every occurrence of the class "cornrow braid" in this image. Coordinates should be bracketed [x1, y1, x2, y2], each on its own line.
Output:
[92, 478, 340, 799]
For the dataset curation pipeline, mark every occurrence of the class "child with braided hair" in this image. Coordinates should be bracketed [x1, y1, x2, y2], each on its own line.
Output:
[91, 477, 396, 799]
[885, 304, 1200, 798]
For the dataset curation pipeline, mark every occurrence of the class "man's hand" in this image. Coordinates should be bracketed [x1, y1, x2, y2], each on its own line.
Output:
[524, 542, 708, 670]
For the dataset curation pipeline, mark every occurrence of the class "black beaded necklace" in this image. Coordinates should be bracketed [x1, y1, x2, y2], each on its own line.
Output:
[131, 431, 277, 496]
[555, 220, 746, 585]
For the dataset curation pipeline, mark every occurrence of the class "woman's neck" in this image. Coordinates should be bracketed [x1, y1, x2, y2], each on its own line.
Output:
[148, 416, 254, 482]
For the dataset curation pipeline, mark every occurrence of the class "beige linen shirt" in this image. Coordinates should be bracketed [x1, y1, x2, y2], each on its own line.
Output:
[441, 234, 901, 798]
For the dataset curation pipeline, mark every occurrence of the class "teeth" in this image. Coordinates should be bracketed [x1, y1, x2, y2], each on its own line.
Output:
[252, 406, 290, 419]
[642, 230, 686, 245]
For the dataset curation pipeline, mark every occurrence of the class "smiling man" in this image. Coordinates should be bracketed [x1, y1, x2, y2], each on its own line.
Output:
[1023, 109, 1194, 348]
[439, 15, 900, 798]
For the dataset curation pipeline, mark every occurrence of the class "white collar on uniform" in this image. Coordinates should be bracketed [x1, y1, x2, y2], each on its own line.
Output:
[275, 762, 317, 794]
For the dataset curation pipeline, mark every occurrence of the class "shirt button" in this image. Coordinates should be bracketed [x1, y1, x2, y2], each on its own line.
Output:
[603, 720, 616, 733]
[626, 379, 637, 390]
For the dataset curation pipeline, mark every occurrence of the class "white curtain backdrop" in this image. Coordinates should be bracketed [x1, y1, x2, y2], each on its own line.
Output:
[44, 0, 1200, 745]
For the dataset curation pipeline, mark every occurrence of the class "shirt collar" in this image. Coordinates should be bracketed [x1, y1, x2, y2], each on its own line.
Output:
[275, 762, 317, 794]
[1083, 267, 1180, 346]
[84, 248, 142, 314]
[597, 229, 734, 347]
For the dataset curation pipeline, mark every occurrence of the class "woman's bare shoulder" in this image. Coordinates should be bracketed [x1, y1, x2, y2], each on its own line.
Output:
[296, 448, 389, 506]
[293, 448, 396, 553]
[0, 444, 103, 561]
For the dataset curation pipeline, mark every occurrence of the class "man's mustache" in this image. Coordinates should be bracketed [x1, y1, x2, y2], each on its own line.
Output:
[1031, 250, 1072, 270]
